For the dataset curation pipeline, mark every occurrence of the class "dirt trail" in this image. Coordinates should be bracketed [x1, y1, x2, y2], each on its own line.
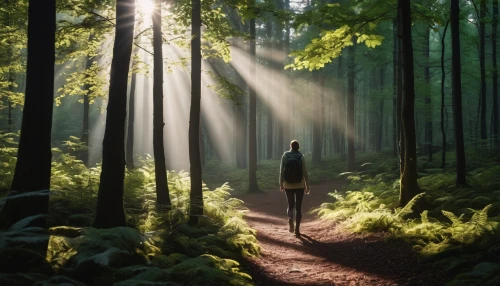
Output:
[239, 180, 447, 286]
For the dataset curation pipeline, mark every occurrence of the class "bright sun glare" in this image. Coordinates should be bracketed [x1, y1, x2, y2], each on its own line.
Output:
[136, 0, 155, 16]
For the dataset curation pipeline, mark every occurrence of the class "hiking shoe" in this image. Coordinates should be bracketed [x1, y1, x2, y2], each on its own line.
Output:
[294, 228, 301, 236]
[288, 219, 294, 233]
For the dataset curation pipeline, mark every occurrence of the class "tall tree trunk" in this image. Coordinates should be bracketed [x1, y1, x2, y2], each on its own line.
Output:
[423, 26, 432, 161]
[480, 0, 488, 140]
[248, 15, 260, 192]
[0, 0, 56, 229]
[399, 0, 420, 207]
[377, 68, 385, 152]
[441, 21, 449, 168]
[346, 44, 356, 172]
[393, 19, 398, 157]
[126, 52, 137, 170]
[266, 18, 274, 160]
[493, 0, 499, 144]
[232, 28, 247, 168]
[93, 0, 135, 228]
[153, 0, 171, 207]
[282, 0, 291, 149]
[451, 0, 467, 186]
[189, 0, 203, 224]
[397, 11, 404, 177]
[312, 71, 324, 163]
[333, 56, 343, 154]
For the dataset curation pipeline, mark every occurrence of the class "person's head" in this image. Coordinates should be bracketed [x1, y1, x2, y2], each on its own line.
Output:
[290, 140, 300, 151]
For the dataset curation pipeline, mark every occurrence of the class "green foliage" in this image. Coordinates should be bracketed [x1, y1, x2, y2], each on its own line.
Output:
[0, 132, 18, 190]
[0, 0, 28, 109]
[287, 0, 391, 71]
[315, 162, 500, 252]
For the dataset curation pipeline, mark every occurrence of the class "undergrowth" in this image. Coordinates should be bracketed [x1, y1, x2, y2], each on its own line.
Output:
[314, 151, 500, 286]
[0, 136, 259, 285]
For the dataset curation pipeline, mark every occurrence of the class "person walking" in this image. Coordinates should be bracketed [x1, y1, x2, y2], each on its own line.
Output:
[279, 140, 310, 235]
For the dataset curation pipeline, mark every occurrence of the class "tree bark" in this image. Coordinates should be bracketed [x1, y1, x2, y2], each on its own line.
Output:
[0, 0, 56, 229]
[480, 0, 487, 140]
[248, 14, 260, 192]
[397, 10, 404, 177]
[266, 18, 274, 160]
[312, 71, 324, 164]
[93, 0, 135, 228]
[377, 68, 384, 152]
[398, 0, 420, 207]
[189, 0, 203, 224]
[493, 0, 499, 144]
[450, 0, 467, 186]
[393, 19, 398, 157]
[126, 51, 137, 170]
[152, 0, 171, 208]
[441, 21, 449, 169]
[333, 57, 343, 154]
[346, 44, 355, 172]
[423, 26, 432, 161]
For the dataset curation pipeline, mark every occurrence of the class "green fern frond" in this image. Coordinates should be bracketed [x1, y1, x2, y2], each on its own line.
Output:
[0, 189, 50, 205]
[8, 214, 47, 230]
[442, 210, 462, 225]
[396, 193, 425, 218]
[421, 210, 429, 224]
[470, 204, 492, 225]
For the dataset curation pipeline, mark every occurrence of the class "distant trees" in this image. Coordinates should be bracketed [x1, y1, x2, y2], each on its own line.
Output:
[0, 0, 56, 229]
[248, 11, 260, 192]
[346, 44, 356, 172]
[93, 0, 135, 228]
[450, 0, 467, 187]
[189, 0, 203, 224]
[493, 0, 499, 144]
[398, 0, 420, 206]
[152, 0, 171, 207]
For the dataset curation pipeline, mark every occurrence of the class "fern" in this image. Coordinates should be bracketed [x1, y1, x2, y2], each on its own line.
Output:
[396, 193, 425, 218]
[8, 214, 47, 230]
[421, 210, 429, 224]
[442, 210, 462, 225]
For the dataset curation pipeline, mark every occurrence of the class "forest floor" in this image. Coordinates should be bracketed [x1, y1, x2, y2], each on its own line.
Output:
[238, 180, 449, 286]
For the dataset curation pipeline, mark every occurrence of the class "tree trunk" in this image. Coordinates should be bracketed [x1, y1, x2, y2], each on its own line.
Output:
[312, 71, 324, 164]
[126, 52, 137, 170]
[189, 0, 203, 224]
[0, 0, 56, 229]
[399, 0, 420, 207]
[397, 11, 404, 176]
[450, 0, 467, 186]
[423, 26, 432, 161]
[333, 56, 343, 154]
[266, 18, 274, 160]
[282, 0, 291, 150]
[248, 15, 260, 192]
[346, 44, 355, 172]
[153, 0, 171, 208]
[480, 0, 487, 140]
[493, 0, 499, 144]
[441, 22, 449, 169]
[393, 19, 398, 157]
[377, 68, 384, 152]
[93, 0, 135, 228]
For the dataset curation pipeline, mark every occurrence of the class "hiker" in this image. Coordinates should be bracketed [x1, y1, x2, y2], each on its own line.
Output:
[279, 140, 310, 235]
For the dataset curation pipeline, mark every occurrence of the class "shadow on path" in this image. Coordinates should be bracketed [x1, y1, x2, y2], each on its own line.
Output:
[238, 180, 448, 286]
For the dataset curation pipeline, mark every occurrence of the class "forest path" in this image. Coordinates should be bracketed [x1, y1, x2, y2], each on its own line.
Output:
[238, 180, 447, 286]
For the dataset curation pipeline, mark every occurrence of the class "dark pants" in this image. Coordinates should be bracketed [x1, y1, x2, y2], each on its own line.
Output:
[285, 188, 305, 225]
